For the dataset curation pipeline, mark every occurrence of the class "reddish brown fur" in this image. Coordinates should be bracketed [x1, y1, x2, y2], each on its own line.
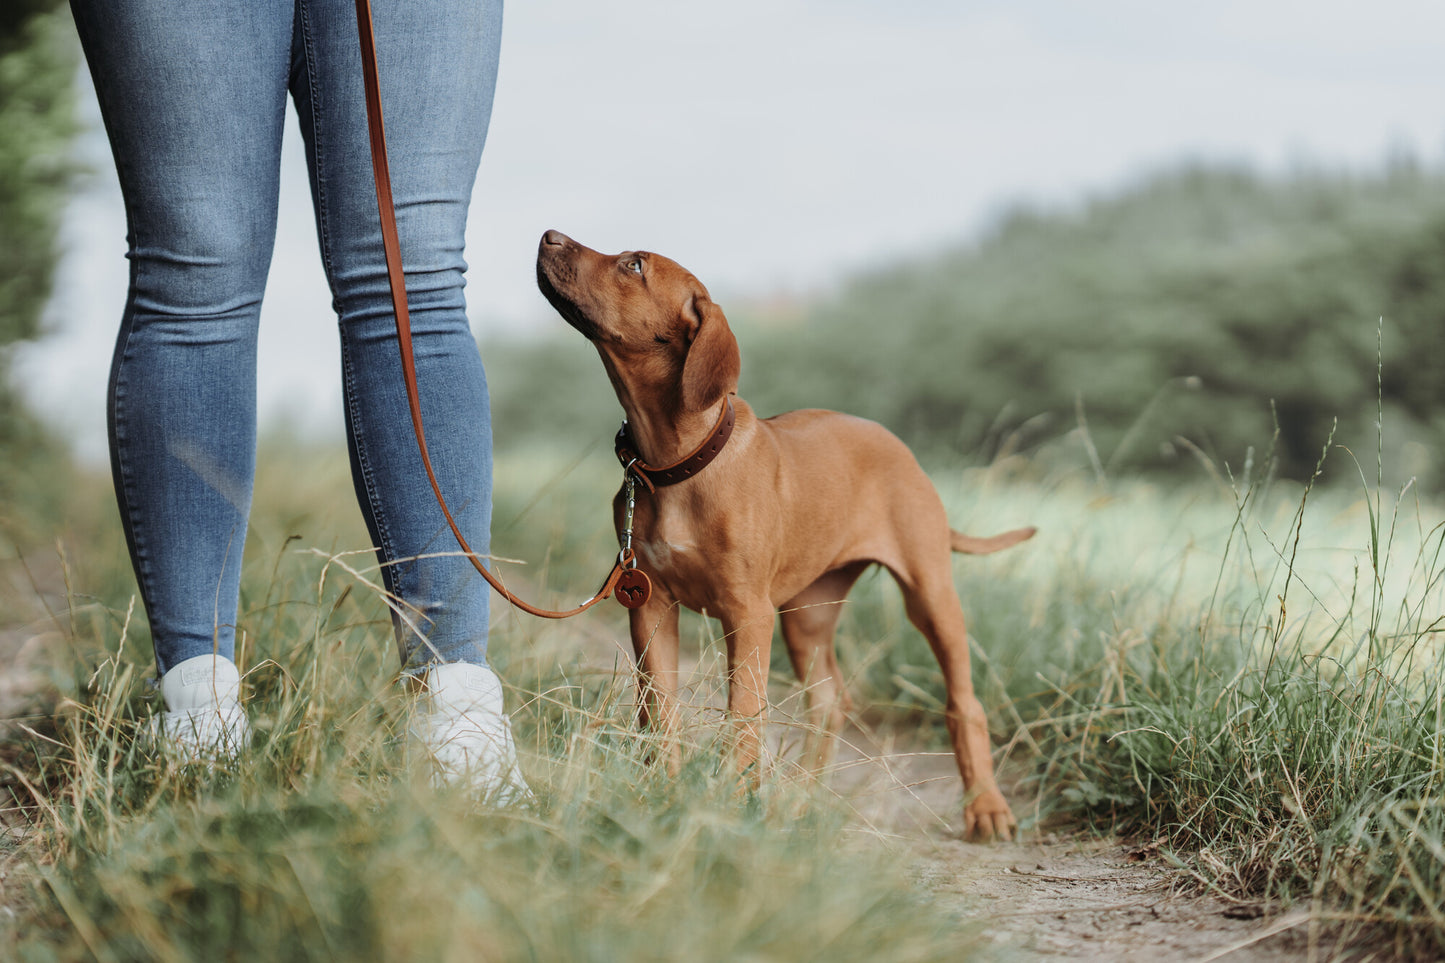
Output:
[537, 230, 1034, 841]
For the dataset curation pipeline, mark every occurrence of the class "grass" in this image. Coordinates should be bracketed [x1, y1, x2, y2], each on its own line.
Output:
[0, 451, 980, 963]
[3, 413, 1444, 959]
[932, 429, 1445, 956]
[1049, 457, 1445, 957]
[14, 661, 969, 962]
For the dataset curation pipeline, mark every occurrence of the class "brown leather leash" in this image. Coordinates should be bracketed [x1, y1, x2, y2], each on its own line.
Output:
[353, 0, 645, 617]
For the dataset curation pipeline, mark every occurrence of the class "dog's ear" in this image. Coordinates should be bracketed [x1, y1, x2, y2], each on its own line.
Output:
[681, 293, 740, 412]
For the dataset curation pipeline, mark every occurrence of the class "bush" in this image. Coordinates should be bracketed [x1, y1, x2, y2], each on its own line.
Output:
[738, 163, 1445, 486]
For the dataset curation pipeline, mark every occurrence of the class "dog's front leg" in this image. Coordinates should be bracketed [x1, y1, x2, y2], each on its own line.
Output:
[721, 605, 776, 786]
[630, 598, 682, 773]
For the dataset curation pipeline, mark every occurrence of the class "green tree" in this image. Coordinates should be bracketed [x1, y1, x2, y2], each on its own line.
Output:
[0, 0, 79, 544]
[738, 164, 1445, 485]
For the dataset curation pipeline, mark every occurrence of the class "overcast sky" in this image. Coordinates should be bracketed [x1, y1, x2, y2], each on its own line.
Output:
[17, 0, 1445, 461]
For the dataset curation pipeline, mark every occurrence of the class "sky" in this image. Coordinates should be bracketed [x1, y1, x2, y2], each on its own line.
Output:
[16, 0, 1445, 462]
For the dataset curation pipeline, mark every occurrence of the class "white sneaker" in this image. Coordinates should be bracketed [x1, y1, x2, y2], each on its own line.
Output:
[155, 653, 250, 761]
[410, 662, 532, 805]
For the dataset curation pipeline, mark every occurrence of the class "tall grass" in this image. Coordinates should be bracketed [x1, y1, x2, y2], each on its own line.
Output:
[0, 451, 978, 963]
[1056, 441, 1445, 955]
[4, 393, 1444, 957]
[924, 423, 1445, 954]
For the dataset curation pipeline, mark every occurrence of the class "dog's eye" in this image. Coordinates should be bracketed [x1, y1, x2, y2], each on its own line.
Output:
[626, 256, 644, 275]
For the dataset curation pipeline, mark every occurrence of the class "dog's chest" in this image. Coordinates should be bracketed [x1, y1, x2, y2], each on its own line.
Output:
[637, 535, 700, 573]
[637, 531, 729, 613]
[631, 505, 723, 604]
[622, 489, 756, 610]
[627, 496, 710, 571]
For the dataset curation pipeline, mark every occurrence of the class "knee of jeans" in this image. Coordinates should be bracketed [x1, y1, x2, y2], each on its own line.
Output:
[129, 202, 272, 321]
[333, 205, 471, 323]
[336, 266, 470, 331]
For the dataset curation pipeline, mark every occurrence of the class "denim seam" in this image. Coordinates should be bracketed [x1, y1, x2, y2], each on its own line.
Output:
[109, 282, 159, 653]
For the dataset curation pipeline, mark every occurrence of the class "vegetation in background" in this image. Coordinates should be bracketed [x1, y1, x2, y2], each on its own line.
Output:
[0, 0, 79, 548]
[489, 161, 1445, 489]
[744, 161, 1445, 484]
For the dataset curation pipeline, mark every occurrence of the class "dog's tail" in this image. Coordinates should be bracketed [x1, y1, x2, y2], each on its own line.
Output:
[950, 526, 1036, 555]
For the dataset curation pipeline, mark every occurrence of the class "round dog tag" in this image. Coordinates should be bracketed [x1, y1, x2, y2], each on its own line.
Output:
[615, 568, 652, 609]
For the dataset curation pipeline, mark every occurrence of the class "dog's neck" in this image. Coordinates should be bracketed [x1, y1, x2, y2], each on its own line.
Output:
[618, 395, 733, 469]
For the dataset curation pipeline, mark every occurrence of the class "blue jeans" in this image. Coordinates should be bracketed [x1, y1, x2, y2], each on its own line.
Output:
[69, 0, 504, 675]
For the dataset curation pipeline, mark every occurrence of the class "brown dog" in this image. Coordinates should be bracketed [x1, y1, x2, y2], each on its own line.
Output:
[536, 229, 1033, 840]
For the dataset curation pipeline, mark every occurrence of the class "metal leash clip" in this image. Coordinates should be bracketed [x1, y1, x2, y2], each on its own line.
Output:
[619, 470, 638, 566]
[614, 469, 651, 609]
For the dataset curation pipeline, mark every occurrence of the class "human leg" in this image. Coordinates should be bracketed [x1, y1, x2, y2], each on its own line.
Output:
[291, 0, 524, 795]
[291, 0, 503, 674]
[70, 0, 293, 677]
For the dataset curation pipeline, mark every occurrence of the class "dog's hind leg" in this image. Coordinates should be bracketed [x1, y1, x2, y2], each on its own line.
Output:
[779, 562, 868, 770]
[888, 554, 1017, 842]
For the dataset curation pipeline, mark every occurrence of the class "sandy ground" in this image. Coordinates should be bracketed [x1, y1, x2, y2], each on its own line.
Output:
[823, 722, 1321, 962]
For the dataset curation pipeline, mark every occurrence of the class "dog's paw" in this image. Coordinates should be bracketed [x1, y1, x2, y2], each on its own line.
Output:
[963, 791, 1017, 842]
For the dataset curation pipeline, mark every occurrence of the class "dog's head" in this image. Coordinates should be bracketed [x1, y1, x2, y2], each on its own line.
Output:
[536, 230, 739, 414]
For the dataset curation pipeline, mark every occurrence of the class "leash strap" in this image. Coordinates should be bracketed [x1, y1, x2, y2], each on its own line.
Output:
[353, 0, 627, 618]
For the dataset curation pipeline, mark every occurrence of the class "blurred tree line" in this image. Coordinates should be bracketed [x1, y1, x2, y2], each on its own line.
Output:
[0, 0, 78, 545]
[489, 161, 1445, 488]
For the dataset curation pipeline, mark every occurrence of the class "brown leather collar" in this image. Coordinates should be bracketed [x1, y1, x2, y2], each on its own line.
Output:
[615, 396, 736, 493]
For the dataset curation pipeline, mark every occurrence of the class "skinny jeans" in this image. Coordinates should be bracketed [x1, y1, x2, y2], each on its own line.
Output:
[69, 0, 503, 675]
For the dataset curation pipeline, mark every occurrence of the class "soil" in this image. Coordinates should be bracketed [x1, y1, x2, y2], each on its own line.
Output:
[827, 722, 1322, 962]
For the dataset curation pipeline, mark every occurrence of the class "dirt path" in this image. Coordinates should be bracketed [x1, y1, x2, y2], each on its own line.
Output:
[826, 722, 1315, 962]
[0, 555, 66, 737]
[923, 840, 1313, 962]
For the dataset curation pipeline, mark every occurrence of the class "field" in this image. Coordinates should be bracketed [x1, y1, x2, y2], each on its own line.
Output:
[2, 415, 1442, 962]
[6, 4, 1445, 956]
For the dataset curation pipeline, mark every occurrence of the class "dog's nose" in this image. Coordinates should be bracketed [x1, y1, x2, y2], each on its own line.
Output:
[541, 229, 569, 247]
